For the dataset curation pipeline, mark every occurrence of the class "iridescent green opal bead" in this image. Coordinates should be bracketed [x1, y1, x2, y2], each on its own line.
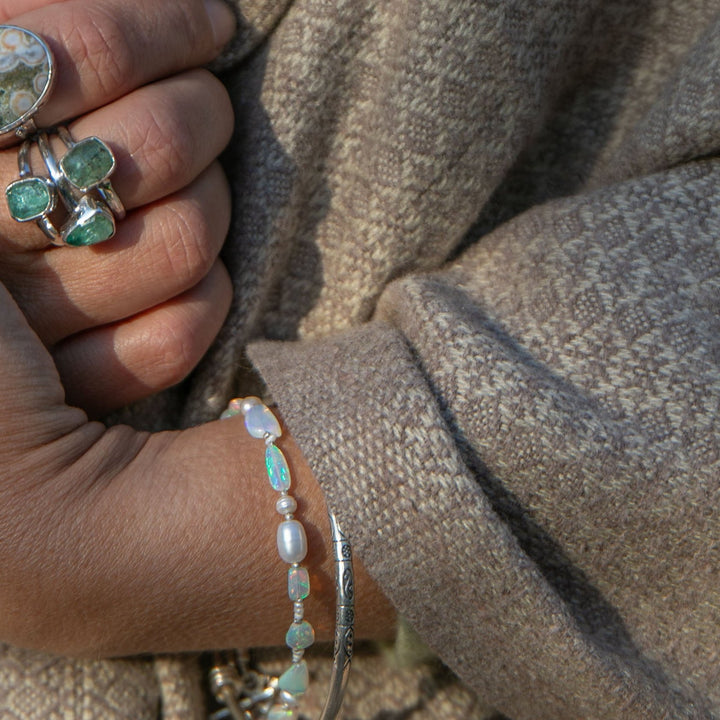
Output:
[60, 137, 115, 190]
[6, 177, 52, 220]
[268, 708, 296, 720]
[278, 660, 309, 696]
[287, 566, 310, 601]
[266, 444, 291, 491]
[285, 620, 315, 650]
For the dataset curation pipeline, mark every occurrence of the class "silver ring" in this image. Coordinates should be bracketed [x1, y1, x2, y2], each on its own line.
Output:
[37, 130, 117, 247]
[57, 125, 126, 220]
[0, 25, 56, 148]
[5, 137, 61, 243]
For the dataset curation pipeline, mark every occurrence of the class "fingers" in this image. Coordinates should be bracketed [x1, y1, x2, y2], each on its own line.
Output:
[8, 0, 236, 125]
[4, 160, 231, 345]
[54, 258, 232, 417]
[0, 68, 234, 249]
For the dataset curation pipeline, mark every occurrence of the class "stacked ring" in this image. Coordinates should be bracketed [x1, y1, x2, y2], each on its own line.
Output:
[6, 138, 59, 242]
[1, 24, 125, 246]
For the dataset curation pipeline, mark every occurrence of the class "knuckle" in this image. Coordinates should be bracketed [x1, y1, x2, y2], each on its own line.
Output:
[158, 200, 216, 289]
[139, 100, 198, 188]
[61, 6, 136, 98]
[146, 313, 201, 389]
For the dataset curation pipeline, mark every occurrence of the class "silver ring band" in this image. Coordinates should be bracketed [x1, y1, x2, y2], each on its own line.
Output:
[37, 130, 118, 247]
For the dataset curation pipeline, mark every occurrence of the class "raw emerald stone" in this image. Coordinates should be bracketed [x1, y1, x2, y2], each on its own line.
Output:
[278, 660, 309, 696]
[60, 137, 114, 190]
[266, 444, 291, 491]
[6, 177, 52, 220]
[287, 566, 310, 601]
[285, 620, 315, 650]
[65, 211, 115, 246]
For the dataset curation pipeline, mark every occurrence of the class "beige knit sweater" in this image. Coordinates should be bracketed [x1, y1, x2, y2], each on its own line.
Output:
[3, 0, 720, 718]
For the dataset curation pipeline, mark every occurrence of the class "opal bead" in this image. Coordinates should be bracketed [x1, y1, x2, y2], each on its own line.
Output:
[228, 397, 245, 413]
[286, 620, 315, 650]
[288, 566, 310, 601]
[277, 520, 307, 563]
[239, 396, 262, 415]
[268, 708, 296, 720]
[266, 444, 291, 491]
[245, 403, 282, 439]
[278, 660, 309, 696]
[276, 495, 297, 515]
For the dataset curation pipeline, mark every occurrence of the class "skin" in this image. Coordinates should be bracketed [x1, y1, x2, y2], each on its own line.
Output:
[0, 0, 395, 657]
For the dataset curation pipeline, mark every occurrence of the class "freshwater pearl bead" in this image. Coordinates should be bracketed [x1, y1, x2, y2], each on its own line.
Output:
[245, 403, 282, 439]
[276, 495, 298, 515]
[277, 520, 307, 563]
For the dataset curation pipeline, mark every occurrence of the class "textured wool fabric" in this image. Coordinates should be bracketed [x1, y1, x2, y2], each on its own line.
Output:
[3, 0, 720, 718]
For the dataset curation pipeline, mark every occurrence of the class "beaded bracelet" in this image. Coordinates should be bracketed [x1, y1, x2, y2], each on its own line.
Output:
[210, 397, 354, 720]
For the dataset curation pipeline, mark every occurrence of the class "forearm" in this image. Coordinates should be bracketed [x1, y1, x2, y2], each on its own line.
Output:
[0, 413, 395, 657]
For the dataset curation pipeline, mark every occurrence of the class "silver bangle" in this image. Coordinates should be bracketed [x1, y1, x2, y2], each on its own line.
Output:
[210, 397, 354, 720]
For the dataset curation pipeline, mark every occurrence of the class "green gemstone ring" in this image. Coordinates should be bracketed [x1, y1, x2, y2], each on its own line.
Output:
[33, 128, 124, 246]
[1, 26, 125, 247]
[57, 125, 125, 220]
[4, 136, 61, 242]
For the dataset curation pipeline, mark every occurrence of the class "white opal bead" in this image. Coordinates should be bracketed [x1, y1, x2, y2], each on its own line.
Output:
[245, 403, 282, 439]
[239, 396, 262, 415]
[276, 495, 298, 515]
[277, 520, 307, 564]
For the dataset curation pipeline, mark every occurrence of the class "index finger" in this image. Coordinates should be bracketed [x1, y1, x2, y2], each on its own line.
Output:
[7, 0, 235, 126]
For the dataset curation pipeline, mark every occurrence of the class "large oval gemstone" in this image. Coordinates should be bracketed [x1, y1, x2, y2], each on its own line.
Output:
[0, 26, 53, 134]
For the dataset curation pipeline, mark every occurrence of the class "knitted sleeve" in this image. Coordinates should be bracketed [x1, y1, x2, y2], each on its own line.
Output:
[248, 157, 720, 720]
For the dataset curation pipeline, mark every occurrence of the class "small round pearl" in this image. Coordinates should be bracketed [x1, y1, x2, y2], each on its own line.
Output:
[277, 520, 307, 564]
[276, 492, 297, 514]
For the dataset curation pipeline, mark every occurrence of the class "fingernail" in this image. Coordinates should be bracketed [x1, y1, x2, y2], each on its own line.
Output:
[205, 0, 236, 49]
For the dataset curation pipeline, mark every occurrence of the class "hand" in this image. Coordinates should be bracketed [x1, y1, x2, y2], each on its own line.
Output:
[0, 280, 394, 655]
[0, 0, 396, 655]
[0, 0, 237, 417]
